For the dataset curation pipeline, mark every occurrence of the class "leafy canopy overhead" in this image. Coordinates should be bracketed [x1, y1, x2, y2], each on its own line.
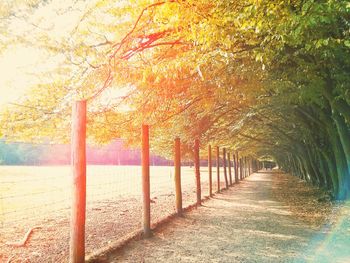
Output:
[1, 0, 350, 197]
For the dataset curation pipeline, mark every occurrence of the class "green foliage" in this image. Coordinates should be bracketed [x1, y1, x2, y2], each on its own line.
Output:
[1, 0, 349, 198]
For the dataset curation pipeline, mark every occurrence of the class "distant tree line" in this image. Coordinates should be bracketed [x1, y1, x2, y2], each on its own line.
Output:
[0, 140, 170, 166]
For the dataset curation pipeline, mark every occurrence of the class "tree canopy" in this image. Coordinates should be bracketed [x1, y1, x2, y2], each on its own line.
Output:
[1, 0, 349, 199]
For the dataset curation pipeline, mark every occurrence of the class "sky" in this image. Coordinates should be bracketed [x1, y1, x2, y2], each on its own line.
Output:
[0, 0, 90, 108]
[0, 0, 134, 116]
[0, 46, 48, 107]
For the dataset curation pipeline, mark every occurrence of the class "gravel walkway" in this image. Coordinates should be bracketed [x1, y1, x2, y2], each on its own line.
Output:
[106, 171, 349, 263]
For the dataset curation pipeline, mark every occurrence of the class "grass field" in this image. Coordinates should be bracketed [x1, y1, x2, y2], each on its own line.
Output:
[0, 165, 221, 225]
[0, 165, 228, 262]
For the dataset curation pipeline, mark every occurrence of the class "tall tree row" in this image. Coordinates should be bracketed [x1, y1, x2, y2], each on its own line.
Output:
[1, 0, 349, 198]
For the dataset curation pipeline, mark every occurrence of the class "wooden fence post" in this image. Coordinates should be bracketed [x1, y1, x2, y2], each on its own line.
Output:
[254, 159, 257, 172]
[174, 137, 182, 215]
[255, 159, 257, 172]
[228, 152, 232, 186]
[243, 157, 248, 178]
[240, 158, 243, 180]
[216, 146, 220, 192]
[254, 159, 256, 172]
[246, 157, 248, 176]
[142, 124, 151, 237]
[234, 152, 239, 184]
[194, 139, 201, 205]
[223, 148, 228, 189]
[247, 157, 249, 176]
[208, 144, 212, 197]
[242, 157, 245, 178]
[238, 156, 240, 180]
[69, 100, 87, 263]
[244, 157, 246, 178]
[249, 158, 252, 175]
[250, 158, 253, 174]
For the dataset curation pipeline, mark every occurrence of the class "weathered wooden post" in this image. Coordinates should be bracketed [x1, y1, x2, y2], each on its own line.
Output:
[228, 152, 232, 186]
[216, 146, 220, 192]
[242, 157, 245, 178]
[255, 159, 257, 172]
[250, 158, 252, 175]
[254, 159, 257, 172]
[234, 152, 239, 184]
[247, 157, 249, 176]
[240, 158, 243, 180]
[194, 139, 201, 205]
[223, 148, 228, 189]
[142, 124, 151, 237]
[237, 156, 240, 180]
[208, 144, 213, 197]
[247, 157, 250, 175]
[244, 157, 246, 178]
[174, 137, 182, 215]
[70, 100, 87, 263]
[249, 158, 252, 175]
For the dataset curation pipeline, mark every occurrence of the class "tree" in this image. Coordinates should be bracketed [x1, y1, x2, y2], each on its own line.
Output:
[1, 0, 349, 198]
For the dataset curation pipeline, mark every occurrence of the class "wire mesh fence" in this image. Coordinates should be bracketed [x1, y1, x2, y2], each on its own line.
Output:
[0, 142, 254, 263]
[85, 162, 142, 257]
[0, 165, 72, 262]
[150, 165, 176, 226]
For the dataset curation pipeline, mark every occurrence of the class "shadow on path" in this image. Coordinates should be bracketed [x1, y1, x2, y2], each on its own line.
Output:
[107, 172, 349, 263]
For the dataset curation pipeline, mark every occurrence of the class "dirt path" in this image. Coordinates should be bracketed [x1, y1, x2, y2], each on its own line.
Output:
[106, 171, 350, 263]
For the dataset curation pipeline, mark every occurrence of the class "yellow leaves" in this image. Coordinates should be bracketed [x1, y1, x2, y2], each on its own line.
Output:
[196, 65, 204, 80]
[1, 0, 265, 151]
[255, 53, 264, 62]
[81, 65, 110, 93]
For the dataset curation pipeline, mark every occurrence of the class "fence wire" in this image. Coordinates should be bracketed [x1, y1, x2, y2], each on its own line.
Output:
[0, 146, 246, 263]
[85, 159, 142, 256]
[0, 165, 71, 263]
